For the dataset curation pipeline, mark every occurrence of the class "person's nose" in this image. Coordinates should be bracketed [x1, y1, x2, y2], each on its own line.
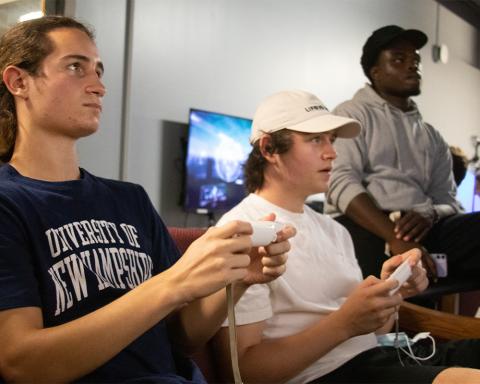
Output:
[321, 140, 337, 160]
[86, 75, 106, 97]
[407, 58, 420, 72]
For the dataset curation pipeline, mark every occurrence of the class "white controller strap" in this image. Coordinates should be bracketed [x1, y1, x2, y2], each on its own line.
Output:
[227, 283, 243, 384]
[225, 221, 284, 384]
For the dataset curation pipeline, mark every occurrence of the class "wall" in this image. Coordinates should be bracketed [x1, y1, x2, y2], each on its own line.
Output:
[76, 0, 480, 227]
[74, 0, 126, 180]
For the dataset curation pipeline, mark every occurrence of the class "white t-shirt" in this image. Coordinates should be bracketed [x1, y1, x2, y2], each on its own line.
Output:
[218, 194, 378, 384]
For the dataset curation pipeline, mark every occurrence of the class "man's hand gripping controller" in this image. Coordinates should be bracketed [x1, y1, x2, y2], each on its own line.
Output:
[387, 258, 412, 295]
[250, 221, 286, 246]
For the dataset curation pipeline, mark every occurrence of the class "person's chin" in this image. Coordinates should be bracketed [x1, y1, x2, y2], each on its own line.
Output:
[75, 123, 99, 138]
[408, 87, 421, 96]
[313, 181, 329, 194]
[402, 82, 421, 96]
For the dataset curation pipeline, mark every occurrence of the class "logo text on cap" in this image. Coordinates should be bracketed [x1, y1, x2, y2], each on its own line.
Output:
[305, 105, 328, 112]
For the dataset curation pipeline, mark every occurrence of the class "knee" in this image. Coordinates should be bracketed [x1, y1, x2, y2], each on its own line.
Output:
[433, 367, 480, 384]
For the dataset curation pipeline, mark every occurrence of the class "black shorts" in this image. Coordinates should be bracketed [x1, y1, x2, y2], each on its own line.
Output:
[311, 339, 480, 383]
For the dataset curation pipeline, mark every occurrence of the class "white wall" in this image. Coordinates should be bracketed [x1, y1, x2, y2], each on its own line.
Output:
[75, 0, 126, 180]
[420, 5, 480, 154]
[76, 0, 480, 226]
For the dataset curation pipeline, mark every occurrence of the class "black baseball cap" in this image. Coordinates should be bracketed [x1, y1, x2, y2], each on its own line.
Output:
[361, 25, 428, 79]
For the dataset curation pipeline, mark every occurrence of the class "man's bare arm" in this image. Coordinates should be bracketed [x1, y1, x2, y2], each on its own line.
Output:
[213, 277, 400, 383]
[345, 193, 395, 241]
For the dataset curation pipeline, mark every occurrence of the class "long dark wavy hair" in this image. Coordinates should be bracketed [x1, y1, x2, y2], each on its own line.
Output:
[0, 16, 94, 162]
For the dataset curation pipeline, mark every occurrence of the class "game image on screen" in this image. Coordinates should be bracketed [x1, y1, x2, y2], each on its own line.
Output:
[184, 109, 252, 213]
[457, 167, 480, 213]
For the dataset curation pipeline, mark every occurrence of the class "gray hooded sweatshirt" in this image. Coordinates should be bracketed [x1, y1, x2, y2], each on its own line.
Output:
[325, 84, 460, 218]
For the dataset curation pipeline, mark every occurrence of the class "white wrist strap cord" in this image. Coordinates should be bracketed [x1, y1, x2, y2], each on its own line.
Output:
[227, 283, 243, 384]
[224, 223, 283, 384]
[394, 312, 436, 366]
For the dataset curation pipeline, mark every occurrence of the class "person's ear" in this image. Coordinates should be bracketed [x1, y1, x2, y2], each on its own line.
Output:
[2, 65, 29, 98]
[259, 135, 276, 162]
[369, 65, 379, 84]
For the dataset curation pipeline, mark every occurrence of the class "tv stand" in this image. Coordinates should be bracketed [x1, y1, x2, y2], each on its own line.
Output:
[206, 211, 216, 227]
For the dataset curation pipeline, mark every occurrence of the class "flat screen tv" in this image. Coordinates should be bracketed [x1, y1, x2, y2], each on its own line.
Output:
[184, 109, 252, 214]
[457, 167, 480, 213]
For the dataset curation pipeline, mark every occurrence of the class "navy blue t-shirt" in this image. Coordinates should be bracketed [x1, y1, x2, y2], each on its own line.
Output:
[0, 165, 205, 383]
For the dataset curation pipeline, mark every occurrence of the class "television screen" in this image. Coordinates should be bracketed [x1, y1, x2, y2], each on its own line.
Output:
[456, 167, 480, 213]
[184, 109, 252, 214]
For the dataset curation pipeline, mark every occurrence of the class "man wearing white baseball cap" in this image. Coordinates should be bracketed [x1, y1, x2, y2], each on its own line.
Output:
[249, 89, 360, 143]
[211, 90, 480, 383]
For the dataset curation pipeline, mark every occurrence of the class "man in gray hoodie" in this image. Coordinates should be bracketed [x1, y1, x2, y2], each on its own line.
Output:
[325, 25, 480, 280]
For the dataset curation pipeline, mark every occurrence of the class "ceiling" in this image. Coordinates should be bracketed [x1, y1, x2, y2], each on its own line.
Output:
[438, 0, 480, 29]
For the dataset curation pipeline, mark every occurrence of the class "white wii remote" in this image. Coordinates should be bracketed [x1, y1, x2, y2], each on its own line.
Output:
[387, 258, 412, 295]
[249, 221, 285, 247]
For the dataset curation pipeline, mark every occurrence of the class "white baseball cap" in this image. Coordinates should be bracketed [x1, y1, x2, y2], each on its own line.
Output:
[250, 90, 361, 144]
